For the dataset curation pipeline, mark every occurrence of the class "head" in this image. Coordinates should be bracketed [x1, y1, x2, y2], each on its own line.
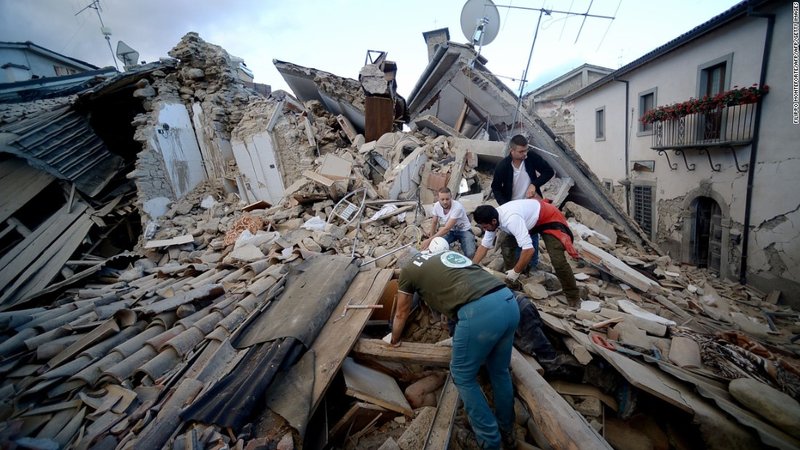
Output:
[473, 205, 500, 232]
[437, 187, 452, 209]
[427, 236, 450, 254]
[509, 134, 528, 163]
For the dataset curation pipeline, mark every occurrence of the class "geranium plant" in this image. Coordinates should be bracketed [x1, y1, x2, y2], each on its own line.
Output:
[640, 84, 769, 124]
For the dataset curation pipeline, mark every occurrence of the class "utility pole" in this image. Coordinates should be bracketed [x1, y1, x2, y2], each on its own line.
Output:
[76, 0, 119, 70]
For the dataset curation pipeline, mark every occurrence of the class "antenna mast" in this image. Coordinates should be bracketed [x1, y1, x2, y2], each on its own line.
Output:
[76, 0, 119, 70]
[493, 4, 615, 129]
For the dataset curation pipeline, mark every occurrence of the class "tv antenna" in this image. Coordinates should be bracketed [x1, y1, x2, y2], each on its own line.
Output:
[76, 0, 119, 70]
[491, 3, 616, 130]
[460, 0, 501, 66]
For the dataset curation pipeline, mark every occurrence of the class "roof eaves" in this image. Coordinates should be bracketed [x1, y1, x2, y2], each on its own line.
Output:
[0, 41, 100, 70]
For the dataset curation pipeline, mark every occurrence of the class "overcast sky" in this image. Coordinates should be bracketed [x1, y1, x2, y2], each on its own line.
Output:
[1, 0, 741, 98]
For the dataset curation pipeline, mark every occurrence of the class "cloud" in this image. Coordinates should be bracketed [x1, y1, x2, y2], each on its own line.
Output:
[1, 0, 742, 98]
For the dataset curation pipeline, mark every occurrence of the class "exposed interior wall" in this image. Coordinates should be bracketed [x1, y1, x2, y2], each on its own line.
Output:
[130, 33, 265, 220]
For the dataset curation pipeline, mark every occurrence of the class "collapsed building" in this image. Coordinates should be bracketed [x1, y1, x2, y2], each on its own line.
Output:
[0, 30, 798, 450]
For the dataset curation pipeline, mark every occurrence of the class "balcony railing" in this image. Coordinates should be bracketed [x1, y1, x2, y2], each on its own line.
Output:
[650, 102, 757, 150]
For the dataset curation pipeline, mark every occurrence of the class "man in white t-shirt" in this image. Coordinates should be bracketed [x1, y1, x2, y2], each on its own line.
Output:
[421, 187, 476, 258]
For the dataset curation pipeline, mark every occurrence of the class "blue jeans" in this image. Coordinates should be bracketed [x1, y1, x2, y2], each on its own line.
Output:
[445, 229, 476, 259]
[451, 287, 520, 449]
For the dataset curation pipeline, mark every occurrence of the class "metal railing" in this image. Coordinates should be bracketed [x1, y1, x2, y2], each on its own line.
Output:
[650, 102, 758, 150]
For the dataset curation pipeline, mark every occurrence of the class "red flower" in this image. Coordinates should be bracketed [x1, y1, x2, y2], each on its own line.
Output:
[641, 84, 769, 124]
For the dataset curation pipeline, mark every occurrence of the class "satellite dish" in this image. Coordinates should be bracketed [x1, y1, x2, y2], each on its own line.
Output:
[460, 0, 500, 47]
[115, 40, 139, 68]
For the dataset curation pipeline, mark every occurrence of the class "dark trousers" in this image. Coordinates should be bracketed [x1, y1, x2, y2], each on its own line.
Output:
[541, 234, 579, 305]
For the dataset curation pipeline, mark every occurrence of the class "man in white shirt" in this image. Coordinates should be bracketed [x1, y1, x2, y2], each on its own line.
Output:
[490, 134, 554, 272]
[472, 199, 581, 306]
[421, 187, 476, 258]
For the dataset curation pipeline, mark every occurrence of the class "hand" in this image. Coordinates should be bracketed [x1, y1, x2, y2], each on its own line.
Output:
[505, 269, 520, 282]
[526, 185, 540, 199]
[420, 238, 431, 250]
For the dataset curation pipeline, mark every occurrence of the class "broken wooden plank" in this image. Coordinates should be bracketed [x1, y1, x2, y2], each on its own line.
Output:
[144, 234, 194, 249]
[422, 374, 460, 450]
[269, 269, 394, 425]
[549, 380, 618, 412]
[336, 114, 358, 142]
[362, 205, 415, 225]
[412, 115, 467, 139]
[575, 240, 661, 293]
[445, 148, 467, 197]
[563, 336, 592, 365]
[765, 290, 781, 305]
[329, 402, 389, 444]
[521, 352, 544, 375]
[0, 209, 94, 306]
[596, 308, 667, 337]
[0, 203, 88, 288]
[0, 159, 54, 224]
[342, 357, 413, 416]
[510, 348, 612, 449]
[351, 339, 450, 367]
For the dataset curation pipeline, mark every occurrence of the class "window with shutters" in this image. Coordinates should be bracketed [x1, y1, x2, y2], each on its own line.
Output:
[632, 184, 653, 238]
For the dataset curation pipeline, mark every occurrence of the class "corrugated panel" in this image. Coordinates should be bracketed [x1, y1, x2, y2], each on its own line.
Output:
[0, 106, 122, 197]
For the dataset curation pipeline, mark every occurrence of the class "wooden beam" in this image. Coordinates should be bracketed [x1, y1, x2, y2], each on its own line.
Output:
[454, 101, 469, 133]
[352, 339, 451, 367]
[510, 348, 612, 450]
[423, 375, 460, 450]
[575, 240, 661, 293]
[309, 269, 393, 415]
[445, 148, 467, 197]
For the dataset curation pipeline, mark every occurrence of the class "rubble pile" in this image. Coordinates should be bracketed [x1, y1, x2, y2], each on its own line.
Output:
[1, 33, 799, 450]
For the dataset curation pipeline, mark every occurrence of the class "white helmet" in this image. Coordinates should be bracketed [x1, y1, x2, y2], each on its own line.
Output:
[428, 237, 450, 254]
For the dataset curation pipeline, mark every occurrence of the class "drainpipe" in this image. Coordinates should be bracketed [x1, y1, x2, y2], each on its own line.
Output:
[739, 8, 774, 285]
[615, 78, 630, 213]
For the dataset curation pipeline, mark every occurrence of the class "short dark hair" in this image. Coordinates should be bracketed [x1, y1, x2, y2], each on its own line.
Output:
[510, 135, 528, 147]
[438, 187, 451, 194]
[473, 205, 499, 225]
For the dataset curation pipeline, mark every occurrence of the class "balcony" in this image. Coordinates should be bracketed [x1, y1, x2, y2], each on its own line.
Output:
[650, 102, 758, 151]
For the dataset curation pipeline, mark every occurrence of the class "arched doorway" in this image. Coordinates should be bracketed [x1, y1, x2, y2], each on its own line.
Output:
[691, 196, 722, 274]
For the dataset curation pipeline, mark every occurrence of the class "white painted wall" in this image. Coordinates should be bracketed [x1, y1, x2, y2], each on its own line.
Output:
[150, 102, 207, 199]
[573, 83, 627, 183]
[231, 131, 285, 204]
[572, 3, 800, 298]
[744, 1, 800, 293]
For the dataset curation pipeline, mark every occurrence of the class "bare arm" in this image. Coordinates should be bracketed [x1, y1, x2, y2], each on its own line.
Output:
[433, 218, 458, 237]
[514, 248, 535, 273]
[472, 245, 490, 265]
[390, 291, 413, 346]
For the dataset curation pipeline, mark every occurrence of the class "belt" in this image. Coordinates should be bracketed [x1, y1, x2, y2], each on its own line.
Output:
[480, 284, 506, 298]
[455, 284, 507, 312]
